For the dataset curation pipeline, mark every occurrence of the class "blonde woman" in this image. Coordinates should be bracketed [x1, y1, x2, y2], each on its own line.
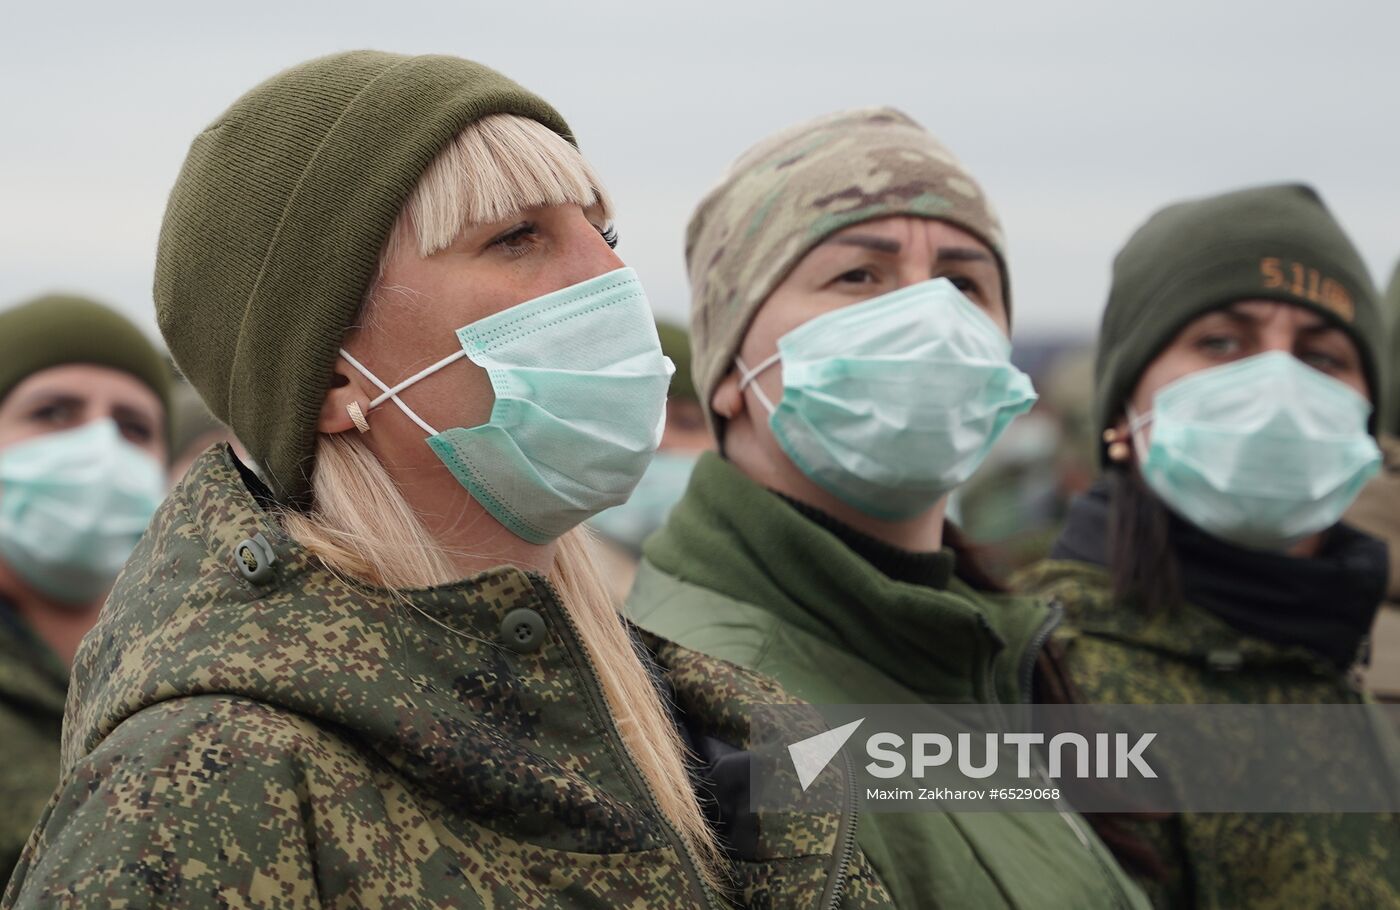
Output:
[4, 52, 893, 909]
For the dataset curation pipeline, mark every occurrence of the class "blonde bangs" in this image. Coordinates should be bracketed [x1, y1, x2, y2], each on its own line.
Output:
[396, 114, 614, 257]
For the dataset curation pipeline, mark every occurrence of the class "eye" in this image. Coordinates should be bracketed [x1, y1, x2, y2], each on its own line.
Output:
[489, 222, 540, 257]
[1299, 349, 1346, 373]
[30, 401, 78, 425]
[118, 419, 153, 445]
[597, 221, 619, 250]
[833, 268, 878, 286]
[943, 274, 980, 296]
[1194, 333, 1241, 357]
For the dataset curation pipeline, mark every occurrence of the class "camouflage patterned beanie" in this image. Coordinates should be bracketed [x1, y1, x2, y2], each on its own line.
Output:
[155, 50, 572, 506]
[686, 107, 1007, 437]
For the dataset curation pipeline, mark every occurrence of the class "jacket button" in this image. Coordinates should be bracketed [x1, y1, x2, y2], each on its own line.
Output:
[500, 608, 546, 654]
[234, 534, 276, 585]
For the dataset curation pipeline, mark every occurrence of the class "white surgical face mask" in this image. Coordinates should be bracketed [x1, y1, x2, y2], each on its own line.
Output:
[738, 277, 1037, 520]
[1129, 351, 1381, 550]
[0, 419, 166, 604]
[341, 266, 674, 544]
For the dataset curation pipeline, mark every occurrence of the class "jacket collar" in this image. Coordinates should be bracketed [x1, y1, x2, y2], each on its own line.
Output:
[644, 452, 1049, 702]
[1047, 477, 1385, 670]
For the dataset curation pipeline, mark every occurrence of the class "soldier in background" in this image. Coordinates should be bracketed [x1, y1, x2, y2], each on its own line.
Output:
[953, 345, 1099, 574]
[167, 378, 248, 484]
[1018, 185, 1400, 906]
[589, 320, 713, 602]
[625, 107, 1147, 910]
[1344, 259, 1400, 701]
[0, 294, 169, 880]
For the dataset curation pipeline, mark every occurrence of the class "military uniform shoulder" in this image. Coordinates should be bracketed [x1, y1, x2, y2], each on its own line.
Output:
[1012, 558, 1110, 594]
[7, 695, 357, 909]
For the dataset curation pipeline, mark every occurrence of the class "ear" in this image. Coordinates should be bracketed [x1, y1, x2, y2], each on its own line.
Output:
[318, 355, 375, 435]
[710, 368, 745, 422]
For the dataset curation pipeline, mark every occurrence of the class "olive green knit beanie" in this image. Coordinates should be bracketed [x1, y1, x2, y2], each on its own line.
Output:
[685, 107, 1007, 439]
[155, 50, 573, 505]
[1094, 183, 1383, 461]
[0, 293, 171, 418]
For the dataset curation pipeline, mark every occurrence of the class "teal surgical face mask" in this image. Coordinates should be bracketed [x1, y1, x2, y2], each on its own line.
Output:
[341, 266, 674, 544]
[1129, 350, 1381, 550]
[588, 449, 697, 551]
[737, 278, 1037, 520]
[0, 419, 166, 605]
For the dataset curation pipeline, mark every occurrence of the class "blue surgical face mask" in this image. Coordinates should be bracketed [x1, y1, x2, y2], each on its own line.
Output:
[737, 278, 1037, 520]
[1129, 350, 1382, 550]
[0, 419, 167, 605]
[341, 266, 674, 544]
[588, 449, 697, 551]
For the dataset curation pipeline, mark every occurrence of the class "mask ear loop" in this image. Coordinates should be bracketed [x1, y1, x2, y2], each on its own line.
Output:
[338, 348, 467, 437]
[1125, 405, 1154, 460]
[736, 352, 782, 416]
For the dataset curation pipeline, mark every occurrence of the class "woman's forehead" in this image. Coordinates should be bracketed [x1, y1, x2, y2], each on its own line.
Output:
[7, 364, 163, 413]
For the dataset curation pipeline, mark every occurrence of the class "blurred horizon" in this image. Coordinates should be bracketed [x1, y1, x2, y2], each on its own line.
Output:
[3, 0, 1396, 353]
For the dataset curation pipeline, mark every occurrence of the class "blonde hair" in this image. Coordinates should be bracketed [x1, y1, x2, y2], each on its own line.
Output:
[282, 115, 724, 889]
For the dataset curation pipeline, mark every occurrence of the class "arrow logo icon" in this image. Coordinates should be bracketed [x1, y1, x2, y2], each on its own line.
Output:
[788, 718, 865, 791]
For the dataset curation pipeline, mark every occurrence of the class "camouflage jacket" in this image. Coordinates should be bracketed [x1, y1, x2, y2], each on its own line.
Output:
[1018, 558, 1400, 909]
[1343, 435, 1400, 698]
[628, 453, 1149, 910]
[3, 447, 894, 909]
[0, 600, 66, 883]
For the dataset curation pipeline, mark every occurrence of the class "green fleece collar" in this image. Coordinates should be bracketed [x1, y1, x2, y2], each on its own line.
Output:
[644, 453, 1051, 702]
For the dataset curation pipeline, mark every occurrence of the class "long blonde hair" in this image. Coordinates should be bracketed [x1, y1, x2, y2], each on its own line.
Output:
[282, 115, 724, 888]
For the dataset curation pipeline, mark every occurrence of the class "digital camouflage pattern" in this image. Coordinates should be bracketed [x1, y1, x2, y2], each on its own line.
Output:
[685, 107, 1006, 435]
[1017, 558, 1400, 909]
[0, 605, 66, 883]
[3, 446, 894, 909]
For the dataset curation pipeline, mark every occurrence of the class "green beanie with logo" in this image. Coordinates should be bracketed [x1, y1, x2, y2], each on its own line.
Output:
[686, 107, 1007, 439]
[155, 50, 573, 505]
[0, 293, 171, 420]
[1094, 183, 1383, 462]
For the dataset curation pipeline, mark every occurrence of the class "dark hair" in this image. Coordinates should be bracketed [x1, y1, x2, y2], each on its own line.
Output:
[943, 520, 1008, 593]
[1107, 467, 1181, 615]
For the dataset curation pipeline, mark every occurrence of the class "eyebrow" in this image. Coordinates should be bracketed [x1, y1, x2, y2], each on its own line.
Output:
[113, 403, 159, 427]
[825, 236, 994, 265]
[936, 247, 993, 264]
[1218, 305, 1334, 333]
[10, 390, 83, 410]
[829, 234, 901, 254]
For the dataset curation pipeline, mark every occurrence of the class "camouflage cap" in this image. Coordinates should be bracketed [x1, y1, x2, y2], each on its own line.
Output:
[685, 107, 1007, 437]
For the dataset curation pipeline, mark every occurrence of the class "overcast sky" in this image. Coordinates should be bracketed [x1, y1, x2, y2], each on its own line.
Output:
[3, 0, 1396, 350]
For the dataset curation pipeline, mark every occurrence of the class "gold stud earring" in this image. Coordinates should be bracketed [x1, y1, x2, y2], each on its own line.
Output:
[347, 401, 370, 434]
[1102, 428, 1130, 462]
